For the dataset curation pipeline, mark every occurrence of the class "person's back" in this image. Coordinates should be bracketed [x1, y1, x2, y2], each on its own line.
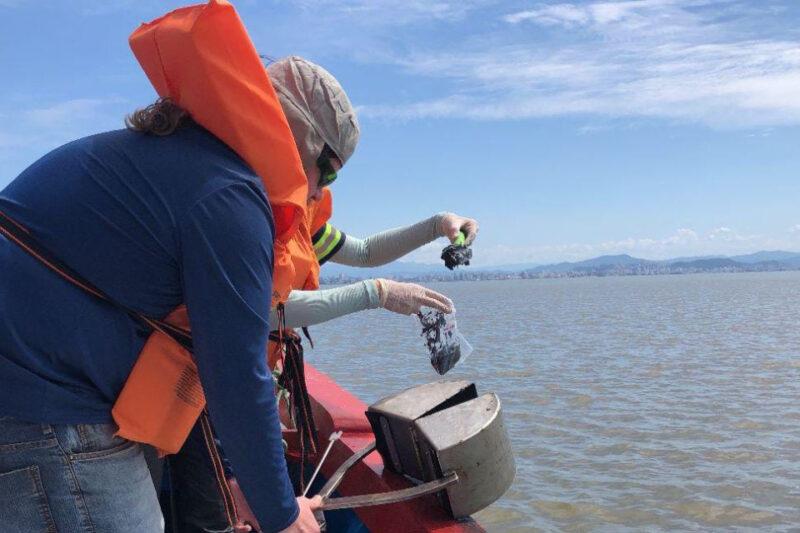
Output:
[0, 122, 303, 532]
[0, 124, 270, 421]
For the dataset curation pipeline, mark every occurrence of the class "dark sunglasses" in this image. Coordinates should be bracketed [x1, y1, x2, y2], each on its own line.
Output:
[316, 144, 338, 188]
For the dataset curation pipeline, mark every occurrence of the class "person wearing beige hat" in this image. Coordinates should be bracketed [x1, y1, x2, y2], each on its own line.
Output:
[166, 56, 479, 533]
[265, 56, 478, 330]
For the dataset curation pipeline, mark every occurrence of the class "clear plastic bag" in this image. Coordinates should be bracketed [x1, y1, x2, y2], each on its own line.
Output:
[417, 308, 473, 375]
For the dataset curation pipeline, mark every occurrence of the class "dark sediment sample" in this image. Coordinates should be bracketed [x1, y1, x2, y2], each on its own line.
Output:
[418, 309, 462, 375]
[441, 244, 472, 270]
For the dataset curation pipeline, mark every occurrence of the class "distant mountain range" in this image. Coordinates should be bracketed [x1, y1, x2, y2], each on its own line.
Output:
[523, 251, 800, 275]
[319, 251, 800, 284]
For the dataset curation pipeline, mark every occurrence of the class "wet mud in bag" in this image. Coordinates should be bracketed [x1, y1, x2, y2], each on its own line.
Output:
[417, 309, 473, 375]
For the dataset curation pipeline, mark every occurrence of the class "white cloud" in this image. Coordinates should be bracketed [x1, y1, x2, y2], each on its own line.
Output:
[356, 1, 800, 128]
[709, 226, 733, 240]
[293, 0, 487, 24]
[79, 1, 194, 16]
[0, 97, 129, 182]
[24, 98, 125, 128]
[505, 4, 591, 26]
[504, 0, 701, 29]
[0, 130, 39, 150]
[0, 0, 160, 14]
[12, 97, 128, 147]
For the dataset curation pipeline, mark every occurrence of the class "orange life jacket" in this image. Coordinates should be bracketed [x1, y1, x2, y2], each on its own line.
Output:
[112, 0, 316, 454]
[266, 189, 333, 370]
[294, 188, 334, 291]
[311, 188, 334, 240]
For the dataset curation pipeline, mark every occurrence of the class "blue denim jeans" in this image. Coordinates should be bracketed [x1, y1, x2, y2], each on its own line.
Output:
[0, 415, 163, 532]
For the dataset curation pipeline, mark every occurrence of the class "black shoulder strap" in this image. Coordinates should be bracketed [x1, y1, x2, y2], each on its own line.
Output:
[0, 209, 192, 350]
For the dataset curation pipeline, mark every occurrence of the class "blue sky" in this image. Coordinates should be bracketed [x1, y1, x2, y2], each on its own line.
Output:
[1, 0, 799, 266]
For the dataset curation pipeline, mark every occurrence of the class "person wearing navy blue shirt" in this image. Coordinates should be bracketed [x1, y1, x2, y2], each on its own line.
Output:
[0, 99, 321, 532]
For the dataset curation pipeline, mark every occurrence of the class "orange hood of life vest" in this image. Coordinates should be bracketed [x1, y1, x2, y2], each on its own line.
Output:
[295, 188, 333, 290]
[266, 189, 333, 373]
[129, 0, 309, 304]
[111, 1, 322, 455]
[310, 188, 333, 240]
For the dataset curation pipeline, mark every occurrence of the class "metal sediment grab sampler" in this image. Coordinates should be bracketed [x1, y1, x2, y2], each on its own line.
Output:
[317, 380, 515, 521]
[367, 380, 516, 517]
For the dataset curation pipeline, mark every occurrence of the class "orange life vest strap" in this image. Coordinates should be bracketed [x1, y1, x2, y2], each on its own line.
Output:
[1, 209, 202, 454]
[199, 412, 238, 527]
[0, 210, 190, 348]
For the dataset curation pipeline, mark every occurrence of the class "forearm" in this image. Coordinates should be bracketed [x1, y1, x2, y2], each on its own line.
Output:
[190, 298, 299, 532]
[200, 345, 298, 532]
[269, 281, 381, 329]
[331, 214, 443, 267]
[180, 185, 298, 532]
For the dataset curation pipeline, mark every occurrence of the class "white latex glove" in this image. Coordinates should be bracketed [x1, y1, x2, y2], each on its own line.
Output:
[375, 279, 454, 315]
[438, 212, 479, 245]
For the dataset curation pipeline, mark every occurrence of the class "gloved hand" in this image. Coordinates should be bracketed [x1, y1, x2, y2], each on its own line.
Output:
[375, 279, 454, 315]
[438, 212, 479, 245]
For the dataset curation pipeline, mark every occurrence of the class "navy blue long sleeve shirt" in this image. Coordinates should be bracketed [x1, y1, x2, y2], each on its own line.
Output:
[0, 125, 299, 531]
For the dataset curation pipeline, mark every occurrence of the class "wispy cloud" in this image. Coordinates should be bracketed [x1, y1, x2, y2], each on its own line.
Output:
[0, 0, 161, 14]
[78, 0, 167, 17]
[503, 0, 714, 29]
[292, 0, 488, 24]
[24, 98, 126, 129]
[0, 130, 38, 150]
[0, 97, 129, 181]
[353, 0, 800, 128]
[504, 3, 592, 26]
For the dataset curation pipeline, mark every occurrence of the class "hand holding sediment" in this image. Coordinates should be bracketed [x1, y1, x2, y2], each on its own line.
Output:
[438, 212, 479, 245]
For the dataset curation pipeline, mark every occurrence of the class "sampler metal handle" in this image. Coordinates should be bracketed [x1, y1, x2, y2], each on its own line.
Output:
[317, 441, 459, 511]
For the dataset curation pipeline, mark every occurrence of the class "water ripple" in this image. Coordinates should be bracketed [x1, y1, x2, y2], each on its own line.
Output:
[310, 272, 800, 531]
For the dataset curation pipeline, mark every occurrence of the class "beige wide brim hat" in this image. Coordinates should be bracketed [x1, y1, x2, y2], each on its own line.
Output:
[267, 56, 360, 170]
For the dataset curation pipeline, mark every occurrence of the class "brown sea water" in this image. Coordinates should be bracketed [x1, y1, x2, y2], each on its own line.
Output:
[307, 272, 800, 532]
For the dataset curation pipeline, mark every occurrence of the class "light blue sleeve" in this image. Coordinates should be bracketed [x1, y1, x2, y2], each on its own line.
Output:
[329, 214, 444, 267]
[268, 280, 382, 329]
